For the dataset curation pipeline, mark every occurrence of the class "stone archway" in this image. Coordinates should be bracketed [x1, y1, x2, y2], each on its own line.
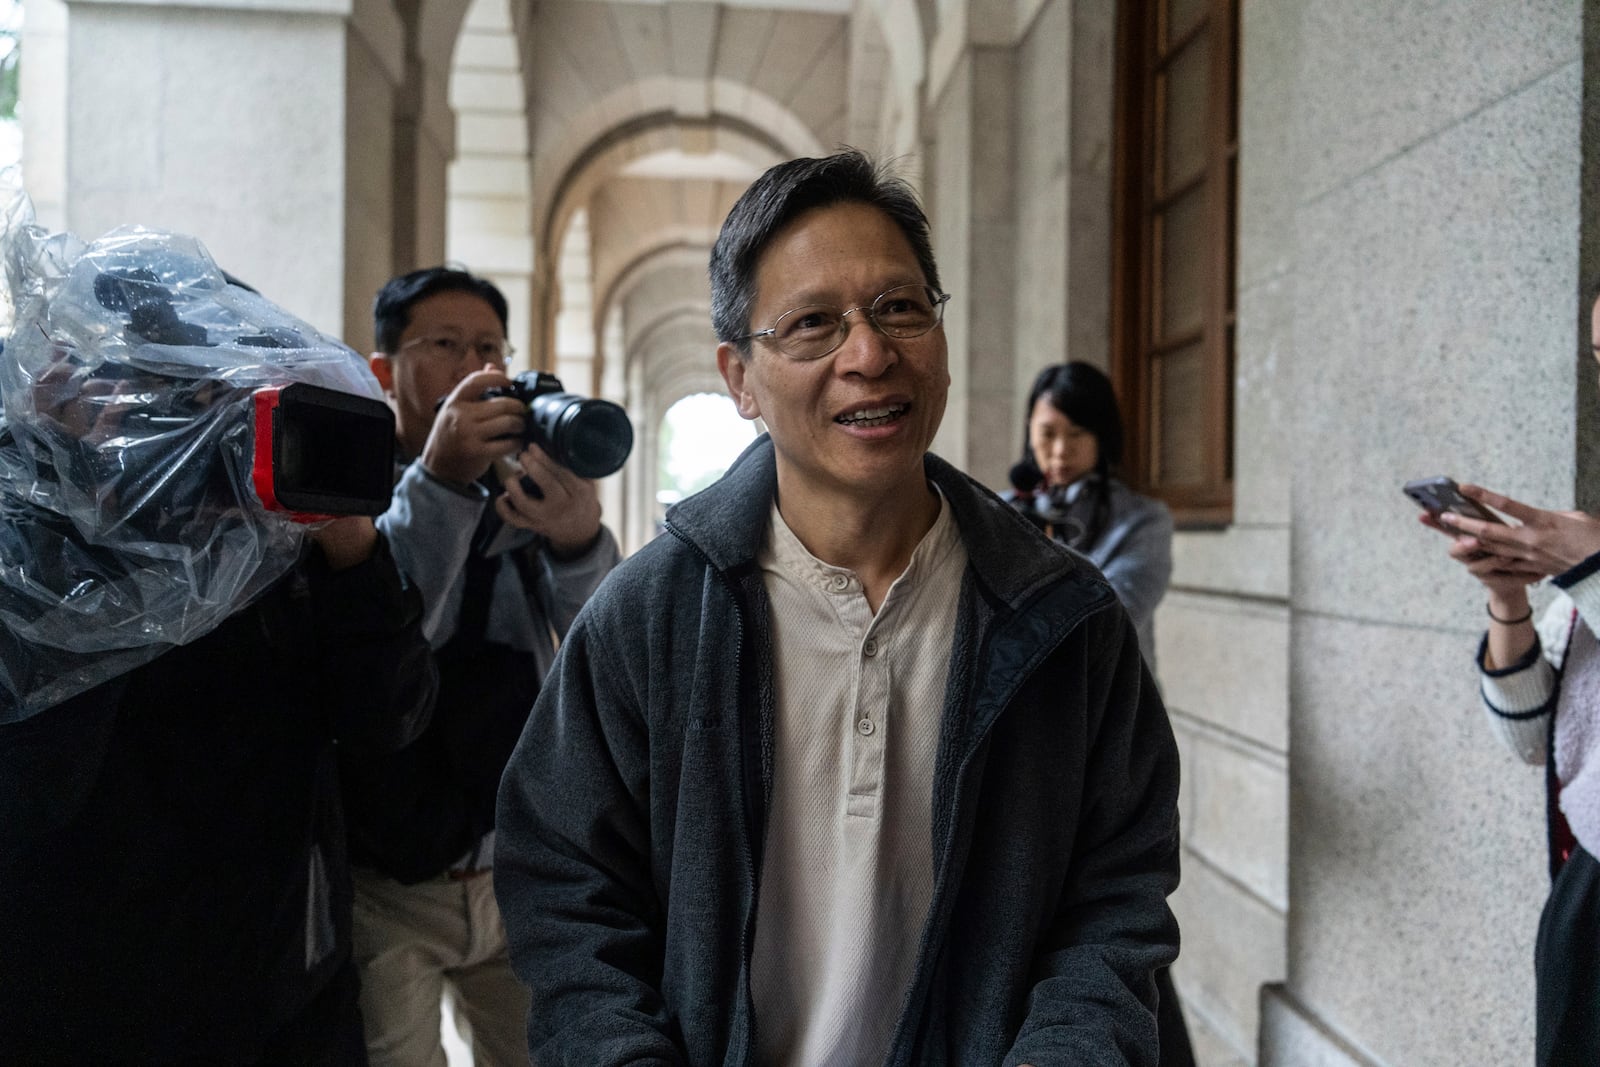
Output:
[537, 134, 778, 545]
[610, 251, 720, 551]
[624, 308, 740, 551]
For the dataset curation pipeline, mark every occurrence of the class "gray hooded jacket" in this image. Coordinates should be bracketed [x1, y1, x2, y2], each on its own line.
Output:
[495, 436, 1181, 1066]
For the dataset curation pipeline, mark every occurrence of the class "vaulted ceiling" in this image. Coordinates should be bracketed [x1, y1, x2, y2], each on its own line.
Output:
[436, 0, 929, 545]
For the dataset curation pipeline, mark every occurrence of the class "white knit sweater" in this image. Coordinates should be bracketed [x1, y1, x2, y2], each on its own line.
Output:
[1479, 563, 1600, 855]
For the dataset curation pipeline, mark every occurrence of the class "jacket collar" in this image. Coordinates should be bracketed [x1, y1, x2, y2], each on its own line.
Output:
[665, 434, 1105, 614]
[661, 434, 780, 574]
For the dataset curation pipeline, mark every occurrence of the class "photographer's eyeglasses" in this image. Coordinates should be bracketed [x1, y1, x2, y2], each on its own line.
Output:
[735, 284, 951, 362]
[399, 334, 515, 367]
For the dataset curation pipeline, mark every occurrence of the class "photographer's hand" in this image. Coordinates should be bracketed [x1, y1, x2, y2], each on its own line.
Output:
[1438, 484, 1600, 579]
[419, 365, 527, 487]
[496, 443, 603, 558]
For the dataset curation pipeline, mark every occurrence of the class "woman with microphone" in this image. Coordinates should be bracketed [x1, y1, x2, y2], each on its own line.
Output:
[1008, 361, 1188, 1063]
[1007, 361, 1174, 669]
[1008, 361, 1188, 1062]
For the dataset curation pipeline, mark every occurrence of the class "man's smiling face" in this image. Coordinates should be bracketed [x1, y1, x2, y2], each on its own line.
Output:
[717, 200, 950, 512]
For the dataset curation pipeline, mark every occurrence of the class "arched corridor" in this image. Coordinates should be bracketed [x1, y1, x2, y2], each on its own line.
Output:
[15, 0, 1599, 1062]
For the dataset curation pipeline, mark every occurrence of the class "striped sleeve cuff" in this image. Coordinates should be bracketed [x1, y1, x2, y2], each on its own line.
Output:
[1476, 633, 1553, 764]
[1477, 632, 1555, 719]
[1553, 549, 1600, 591]
[1556, 554, 1600, 636]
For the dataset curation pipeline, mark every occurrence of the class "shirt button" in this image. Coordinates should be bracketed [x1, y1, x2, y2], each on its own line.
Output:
[830, 574, 850, 591]
[863, 638, 878, 657]
[857, 718, 875, 736]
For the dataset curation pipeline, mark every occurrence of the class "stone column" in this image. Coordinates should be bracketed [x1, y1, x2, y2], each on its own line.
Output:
[346, 5, 409, 351]
[1256, 2, 1586, 1064]
[19, 0, 68, 232]
[446, 0, 536, 368]
[921, 0, 1118, 487]
[57, 0, 403, 345]
[922, 13, 1018, 485]
[597, 305, 629, 553]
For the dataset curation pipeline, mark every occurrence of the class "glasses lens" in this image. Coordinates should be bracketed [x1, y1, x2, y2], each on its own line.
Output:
[431, 337, 465, 361]
[405, 335, 510, 365]
[773, 306, 845, 361]
[474, 340, 510, 365]
[871, 285, 941, 337]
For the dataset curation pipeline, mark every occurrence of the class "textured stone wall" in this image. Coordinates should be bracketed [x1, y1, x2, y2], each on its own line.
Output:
[1258, 1, 1585, 1064]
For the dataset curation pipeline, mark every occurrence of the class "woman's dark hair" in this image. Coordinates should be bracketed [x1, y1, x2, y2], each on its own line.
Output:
[709, 149, 940, 357]
[1021, 361, 1125, 551]
[372, 265, 508, 354]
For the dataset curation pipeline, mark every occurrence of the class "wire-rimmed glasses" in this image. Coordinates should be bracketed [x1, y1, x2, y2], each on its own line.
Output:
[735, 283, 951, 361]
[398, 334, 515, 367]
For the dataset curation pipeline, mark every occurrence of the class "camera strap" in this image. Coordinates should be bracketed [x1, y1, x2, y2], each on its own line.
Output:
[456, 540, 498, 643]
[456, 474, 543, 642]
[341, 500, 544, 885]
[452, 538, 543, 643]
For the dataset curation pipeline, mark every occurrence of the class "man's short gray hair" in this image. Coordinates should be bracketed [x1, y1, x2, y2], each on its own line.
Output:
[708, 150, 942, 359]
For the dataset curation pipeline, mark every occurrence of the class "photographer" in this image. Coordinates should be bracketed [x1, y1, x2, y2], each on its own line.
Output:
[340, 266, 621, 1066]
[0, 225, 437, 1063]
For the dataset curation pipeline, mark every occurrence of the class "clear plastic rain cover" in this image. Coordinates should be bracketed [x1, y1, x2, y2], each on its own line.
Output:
[0, 183, 384, 721]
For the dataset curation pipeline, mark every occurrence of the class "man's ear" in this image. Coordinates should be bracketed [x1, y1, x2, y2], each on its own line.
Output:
[368, 352, 394, 395]
[717, 342, 761, 421]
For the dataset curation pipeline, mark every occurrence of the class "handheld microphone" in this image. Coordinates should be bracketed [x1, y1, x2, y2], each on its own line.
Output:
[1009, 459, 1044, 494]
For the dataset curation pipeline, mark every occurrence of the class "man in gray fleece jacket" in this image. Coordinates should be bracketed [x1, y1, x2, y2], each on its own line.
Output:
[495, 150, 1181, 1066]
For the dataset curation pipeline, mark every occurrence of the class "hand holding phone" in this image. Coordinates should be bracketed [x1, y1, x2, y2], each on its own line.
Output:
[1422, 481, 1600, 579]
[1402, 476, 1505, 529]
[1404, 475, 1511, 566]
[1406, 477, 1547, 601]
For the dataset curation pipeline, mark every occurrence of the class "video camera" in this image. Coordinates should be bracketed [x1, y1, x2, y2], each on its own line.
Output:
[250, 383, 394, 518]
[89, 259, 396, 520]
[482, 370, 633, 479]
[0, 213, 402, 719]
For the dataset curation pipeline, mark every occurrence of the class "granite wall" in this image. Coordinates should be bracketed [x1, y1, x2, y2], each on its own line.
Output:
[1257, 1, 1585, 1063]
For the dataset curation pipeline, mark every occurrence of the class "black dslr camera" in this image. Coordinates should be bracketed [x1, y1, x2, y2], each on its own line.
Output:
[483, 371, 633, 479]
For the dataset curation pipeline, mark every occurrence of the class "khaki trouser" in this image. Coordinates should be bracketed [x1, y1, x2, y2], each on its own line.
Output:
[352, 865, 531, 1067]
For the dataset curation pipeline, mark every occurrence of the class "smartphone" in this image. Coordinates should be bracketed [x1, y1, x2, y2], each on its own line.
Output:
[1402, 476, 1505, 526]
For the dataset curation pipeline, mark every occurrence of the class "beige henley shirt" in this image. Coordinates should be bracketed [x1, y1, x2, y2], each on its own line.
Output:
[747, 490, 968, 1066]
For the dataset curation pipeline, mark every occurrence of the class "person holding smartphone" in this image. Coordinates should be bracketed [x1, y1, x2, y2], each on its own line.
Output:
[1428, 285, 1600, 1067]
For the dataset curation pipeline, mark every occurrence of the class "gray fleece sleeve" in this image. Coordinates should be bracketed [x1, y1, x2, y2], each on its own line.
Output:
[1096, 500, 1173, 638]
[494, 604, 688, 1065]
[531, 526, 623, 641]
[1004, 606, 1179, 1066]
[375, 461, 487, 646]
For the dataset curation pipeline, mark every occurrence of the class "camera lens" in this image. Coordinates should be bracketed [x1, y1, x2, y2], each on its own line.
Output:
[526, 392, 634, 478]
